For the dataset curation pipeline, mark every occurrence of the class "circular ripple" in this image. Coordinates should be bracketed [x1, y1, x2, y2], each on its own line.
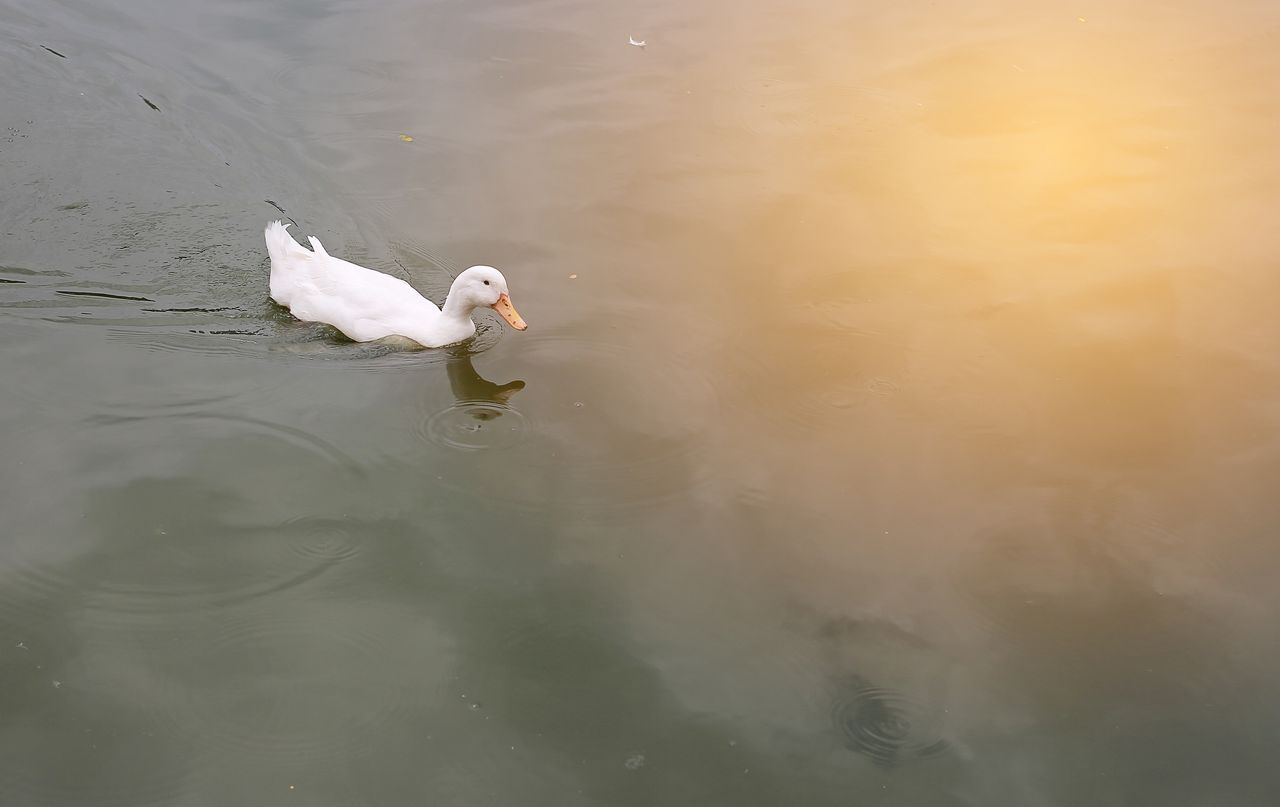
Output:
[73, 513, 373, 634]
[69, 415, 368, 628]
[81, 525, 336, 625]
[830, 676, 950, 767]
[282, 516, 366, 563]
[775, 376, 880, 432]
[420, 401, 528, 451]
[866, 376, 901, 396]
[88, 411, 364, 477]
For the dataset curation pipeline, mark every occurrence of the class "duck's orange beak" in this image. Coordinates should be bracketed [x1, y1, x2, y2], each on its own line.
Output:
[490, 293, 527, 331]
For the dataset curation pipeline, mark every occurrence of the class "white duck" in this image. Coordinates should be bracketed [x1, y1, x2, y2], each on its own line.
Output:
[264, 220, 527, 348]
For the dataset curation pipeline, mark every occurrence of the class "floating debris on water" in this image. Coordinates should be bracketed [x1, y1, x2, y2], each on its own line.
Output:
[40, 45, 66, 58]
[399, 134, 414, 142]
[628, 36, 646, 48]
[139, 95, 160, 111]
[56, 289, 154, 302]
[264, 200, 299, 227]
[624, 753, 646, 770]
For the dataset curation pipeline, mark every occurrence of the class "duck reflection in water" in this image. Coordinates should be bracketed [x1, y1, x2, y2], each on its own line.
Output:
[445, 347, 525, 420]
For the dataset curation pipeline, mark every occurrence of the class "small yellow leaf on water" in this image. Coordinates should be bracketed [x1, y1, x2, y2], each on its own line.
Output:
[399, 134, 414, 142]
[568, 273, 578, 279]
[1077, 16, 1086, 22]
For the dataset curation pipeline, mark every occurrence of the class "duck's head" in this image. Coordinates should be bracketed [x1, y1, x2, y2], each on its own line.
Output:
[448, 266, 527, 331]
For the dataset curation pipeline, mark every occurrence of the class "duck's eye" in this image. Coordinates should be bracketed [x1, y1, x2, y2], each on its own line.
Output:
[483, 280, 490, 285]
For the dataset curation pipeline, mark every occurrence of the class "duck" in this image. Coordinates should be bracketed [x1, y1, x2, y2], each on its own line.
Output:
[264, 220, 527, 348]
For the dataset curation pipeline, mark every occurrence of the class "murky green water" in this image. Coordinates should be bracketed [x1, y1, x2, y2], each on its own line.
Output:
[3, 0, 1280, 803]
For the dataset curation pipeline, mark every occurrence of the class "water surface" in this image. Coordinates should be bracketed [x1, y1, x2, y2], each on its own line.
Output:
[3, 0, 1280, 804]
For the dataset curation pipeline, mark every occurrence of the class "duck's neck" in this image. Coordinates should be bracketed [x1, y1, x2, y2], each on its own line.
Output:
[407, 292, 476, 348]
[440, 292, 479, 325]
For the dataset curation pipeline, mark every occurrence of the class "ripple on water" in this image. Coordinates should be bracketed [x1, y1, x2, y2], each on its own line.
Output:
[830, 675, 950, 767]
[263, 318, 505, 366]
[112, 317, 498, 366]
[111, 327, 274, 360]
[419, 401, 529, 451]
[68, 415, 366, 628]
[79, 518, 352, 630]
[779, 371, 904, 432]
[281, 516, 368, 564]
[88, 410, 364, 477]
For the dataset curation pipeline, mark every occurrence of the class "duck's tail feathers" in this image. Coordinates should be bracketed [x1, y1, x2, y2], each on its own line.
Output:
[264, 220, 314, 269]
[307, 236, 330, 257]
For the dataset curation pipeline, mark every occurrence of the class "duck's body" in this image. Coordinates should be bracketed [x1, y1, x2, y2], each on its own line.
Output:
[264, 220, 526, 348]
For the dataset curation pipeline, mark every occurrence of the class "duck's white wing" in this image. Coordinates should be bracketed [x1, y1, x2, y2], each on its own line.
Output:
[307, 236, 439, 310]
[265, 222, 440, 341]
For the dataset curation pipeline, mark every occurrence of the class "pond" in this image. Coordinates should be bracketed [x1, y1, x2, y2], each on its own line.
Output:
[2, 0, 1279, 803]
